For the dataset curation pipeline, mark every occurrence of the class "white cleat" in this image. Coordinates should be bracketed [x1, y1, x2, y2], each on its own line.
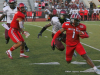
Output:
[20, 53, 29, 58]
[94, 69, 100, 74]
[6, 50, 13, 59]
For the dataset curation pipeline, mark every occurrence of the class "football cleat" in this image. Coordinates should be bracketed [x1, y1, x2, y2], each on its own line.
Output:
[94, 69, 100, 74]
[20, 53, 29, 58]
[6, 50, 13, 59]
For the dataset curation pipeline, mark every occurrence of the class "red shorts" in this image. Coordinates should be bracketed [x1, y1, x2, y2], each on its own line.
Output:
[8, 28, 24, 43]
[66, 43, 86, 61]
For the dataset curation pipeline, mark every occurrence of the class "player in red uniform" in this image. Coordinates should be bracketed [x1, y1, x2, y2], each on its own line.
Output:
[6, 3, 29, 59]
[51, 14, 100, 74]
[0, 0, 29, 52]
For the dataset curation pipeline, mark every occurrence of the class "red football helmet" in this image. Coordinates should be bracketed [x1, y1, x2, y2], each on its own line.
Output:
[70, 14, 81, 26]
[8, 0, 16, 9]
[17, 3, 26, 13]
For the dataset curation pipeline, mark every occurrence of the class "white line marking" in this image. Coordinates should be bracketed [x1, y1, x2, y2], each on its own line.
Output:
[81, 42, 100, 51]
[71, 61, 87, 64]
[29, 62, 60, 65]
[25, 24, 100, 51]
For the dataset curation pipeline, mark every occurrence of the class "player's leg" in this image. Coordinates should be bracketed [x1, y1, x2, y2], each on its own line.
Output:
[61, 34, 77, 57]
[52, 33, 65, 51]
[5, 23, 10, 44]
[75, 43, 100, 74]
[65, 46, 75, 63]
[20, 42, 29, 58]
[6, 28, 28, 59]
[24, 42, 29, 52]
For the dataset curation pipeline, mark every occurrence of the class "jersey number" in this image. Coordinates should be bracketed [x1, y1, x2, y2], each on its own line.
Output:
[72, 29, 75, 38]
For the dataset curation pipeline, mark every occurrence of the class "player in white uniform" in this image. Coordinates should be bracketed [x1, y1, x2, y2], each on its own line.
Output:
[38, 14, 66, 51]
[0, 0, 29, 52]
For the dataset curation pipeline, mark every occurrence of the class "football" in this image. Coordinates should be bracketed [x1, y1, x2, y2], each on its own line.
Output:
[79, 31, 85, 35]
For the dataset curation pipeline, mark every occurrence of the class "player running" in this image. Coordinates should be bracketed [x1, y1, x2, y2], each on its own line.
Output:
[38, 10, 77, 57]
[51, 14, 100, 74]
[6, 3, 29, 59]
[0, 0, 29, 52]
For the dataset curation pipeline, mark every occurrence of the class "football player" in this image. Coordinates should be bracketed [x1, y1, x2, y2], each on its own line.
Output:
[38, 10, 77, 57]
[51, 14, 100, 74]
[0, 0, 29, 52]
[6, 3, 29, 59]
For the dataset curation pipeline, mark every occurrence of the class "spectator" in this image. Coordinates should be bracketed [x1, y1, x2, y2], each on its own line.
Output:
[34, 1, 38, 11]
[90, 1, 93, 10]
[65, 1, 68, 9]
[52, 8, 57, 16]
[42, 1, 45, 9]
[44, 8, 50, 21]
[79, 8, 84, 21]
[88, 8, 93, 21]
[84, 8, 88, 21]
[76, 2, 79, 9]
[54, 2, 57, 8]
[49, 0, 52, 8]
[3, 1, 7, 7]
[32, 10, 36, 21]
[93, 7, 97, 20]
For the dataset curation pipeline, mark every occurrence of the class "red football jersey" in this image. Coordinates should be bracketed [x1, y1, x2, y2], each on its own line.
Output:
[62, 22, 86, 46]
[10, 11, 25, 29]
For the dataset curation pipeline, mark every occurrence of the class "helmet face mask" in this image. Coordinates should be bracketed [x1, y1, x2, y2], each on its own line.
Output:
[70, 14, 81, 27]
[60, 14, 64, 19]
[8, 0, 16, 9]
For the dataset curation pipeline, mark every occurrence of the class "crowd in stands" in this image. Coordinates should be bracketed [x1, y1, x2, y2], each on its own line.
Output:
[34, 0, 100, 21]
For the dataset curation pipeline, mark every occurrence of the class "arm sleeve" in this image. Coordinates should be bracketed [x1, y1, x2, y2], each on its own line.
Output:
[19, 21, 24, 28]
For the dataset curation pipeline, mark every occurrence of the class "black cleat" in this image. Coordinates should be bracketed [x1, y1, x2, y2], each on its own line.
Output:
[25, 47, 29, 52]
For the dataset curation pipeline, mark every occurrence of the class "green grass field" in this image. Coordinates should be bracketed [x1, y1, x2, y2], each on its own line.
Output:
[0, 21, 100, 75]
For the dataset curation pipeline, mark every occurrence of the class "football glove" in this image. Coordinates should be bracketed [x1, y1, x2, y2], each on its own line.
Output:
[23, 31, 30, 38]
[38, 33, 42, 38]
[51, 39, 56, 50]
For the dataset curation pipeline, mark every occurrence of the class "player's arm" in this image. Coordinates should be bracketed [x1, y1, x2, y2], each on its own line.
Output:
[17, 18, 24, 32]
[38, 23, 52, 38]
[0, 14, 6, 21]
[51, 28, 65, 50]
[79, 31, 89, 39]
[17, 18, 30, 38]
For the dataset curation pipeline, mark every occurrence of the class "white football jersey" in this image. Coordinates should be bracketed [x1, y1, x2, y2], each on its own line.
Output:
[3, 6, 17, 23]
[51, 16, 62, 34]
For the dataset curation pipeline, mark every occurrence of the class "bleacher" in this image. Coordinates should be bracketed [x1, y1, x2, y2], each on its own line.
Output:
[0, 0, 4, 11]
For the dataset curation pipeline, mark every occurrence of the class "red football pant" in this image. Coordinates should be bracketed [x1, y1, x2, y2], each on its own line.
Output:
[66, 43, 86, 62]
[8, 28, 24, 43]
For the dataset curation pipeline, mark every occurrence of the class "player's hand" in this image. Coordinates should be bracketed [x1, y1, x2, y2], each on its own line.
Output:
[38, 33, 42, 38]
[23, 31, 30, 38]
[51, 39, 56, 50]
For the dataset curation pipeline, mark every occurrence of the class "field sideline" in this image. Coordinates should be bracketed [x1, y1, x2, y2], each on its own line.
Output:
[0, 21, 100, 75]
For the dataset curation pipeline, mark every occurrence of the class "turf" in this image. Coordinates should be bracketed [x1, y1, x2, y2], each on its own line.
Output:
[0, 21, 100, 75]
